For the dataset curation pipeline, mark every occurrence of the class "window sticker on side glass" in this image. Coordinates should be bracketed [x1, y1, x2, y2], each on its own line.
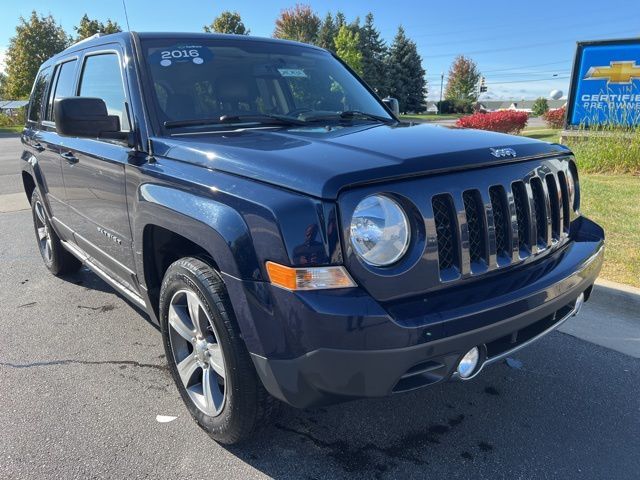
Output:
[150, 45, 213, 67]
[277, 68, 307, 78]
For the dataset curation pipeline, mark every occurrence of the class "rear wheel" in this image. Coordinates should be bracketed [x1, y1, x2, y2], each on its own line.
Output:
[30, 189, 82, 275]
[159, 257, 278, 444]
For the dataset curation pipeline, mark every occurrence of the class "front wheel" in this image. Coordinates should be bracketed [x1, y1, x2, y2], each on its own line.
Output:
[159, 257, 278, 444]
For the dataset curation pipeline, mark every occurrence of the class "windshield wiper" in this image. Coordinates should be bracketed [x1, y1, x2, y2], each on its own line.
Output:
[164, 113, 306, 129]
[303, 110, 396, 124]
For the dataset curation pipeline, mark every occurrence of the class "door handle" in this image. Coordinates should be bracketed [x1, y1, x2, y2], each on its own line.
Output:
[60, 151, 79, 164]
[32, 142, 45, 152]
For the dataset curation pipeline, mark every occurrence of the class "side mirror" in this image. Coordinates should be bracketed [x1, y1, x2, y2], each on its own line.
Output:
[54, 97, 124, 139]
[382, 96, 400, 116]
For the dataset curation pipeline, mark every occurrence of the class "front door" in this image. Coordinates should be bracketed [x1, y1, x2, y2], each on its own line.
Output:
[60, 48, 136, 288]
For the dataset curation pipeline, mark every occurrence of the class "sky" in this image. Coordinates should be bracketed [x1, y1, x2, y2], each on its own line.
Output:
[1, 0, 639, 100]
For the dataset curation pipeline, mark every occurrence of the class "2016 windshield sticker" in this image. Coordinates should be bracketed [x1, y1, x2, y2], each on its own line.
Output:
[278, 68, 307, 78]
[151, 45, 213, 67]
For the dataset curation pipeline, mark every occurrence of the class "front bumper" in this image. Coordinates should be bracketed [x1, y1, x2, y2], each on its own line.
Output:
[225, 217, 604, 408]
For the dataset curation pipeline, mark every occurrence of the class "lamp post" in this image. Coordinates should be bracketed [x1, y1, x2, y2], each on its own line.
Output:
[439, 72, 444, 114]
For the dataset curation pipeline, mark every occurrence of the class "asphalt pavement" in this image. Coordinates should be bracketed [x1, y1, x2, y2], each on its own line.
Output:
[1, 134, 639, 479]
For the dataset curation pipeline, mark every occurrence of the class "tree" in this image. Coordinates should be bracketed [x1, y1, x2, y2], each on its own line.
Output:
[335, 12, 346, 30]
[334, 26, 362, 75]
[532, 97, 549, 116]
[74, 14, 121, 41]
[317, 12, 337, 50]
[273, 4, 321, 44]
[0, 72, 7, 98]
[359, 13, 387, 94]
[445, 55, 481, 103]
[386, 26, 427, 113]
[4, 11, 70, 99]
[203, 11, 249, 35]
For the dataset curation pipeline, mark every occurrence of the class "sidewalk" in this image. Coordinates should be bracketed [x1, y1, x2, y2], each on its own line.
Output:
[560, 279, 640, 358]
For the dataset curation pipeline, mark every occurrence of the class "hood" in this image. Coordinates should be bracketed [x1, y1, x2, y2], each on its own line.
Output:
[155, 123, 569, 199]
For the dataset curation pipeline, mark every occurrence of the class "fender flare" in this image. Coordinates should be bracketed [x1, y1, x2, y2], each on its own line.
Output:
[134, 183, 262, 284]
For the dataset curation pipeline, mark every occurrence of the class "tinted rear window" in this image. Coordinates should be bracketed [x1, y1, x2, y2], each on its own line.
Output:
[28, 67, 52, 123]
[46, 59, 78, 122]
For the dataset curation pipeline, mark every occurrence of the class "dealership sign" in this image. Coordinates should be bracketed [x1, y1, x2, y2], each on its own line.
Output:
[567, 38, 640, 127]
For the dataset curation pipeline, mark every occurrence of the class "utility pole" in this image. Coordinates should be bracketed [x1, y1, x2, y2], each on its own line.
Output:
[439, 72, 444, 114]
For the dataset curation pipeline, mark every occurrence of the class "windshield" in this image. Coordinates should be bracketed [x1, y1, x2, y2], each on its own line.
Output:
[140, 38, 393, 130]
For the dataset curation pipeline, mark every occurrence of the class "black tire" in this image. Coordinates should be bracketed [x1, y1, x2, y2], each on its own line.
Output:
[159, 257, 279, 444]
[30, 189, 82, 276]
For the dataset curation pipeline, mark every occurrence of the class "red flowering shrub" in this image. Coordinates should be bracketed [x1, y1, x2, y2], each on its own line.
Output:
[543, 106, 566, 129]
[456, 110, 529, 134]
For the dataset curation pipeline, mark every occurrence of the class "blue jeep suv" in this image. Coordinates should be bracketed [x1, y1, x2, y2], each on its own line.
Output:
[21, 32, 604, 443]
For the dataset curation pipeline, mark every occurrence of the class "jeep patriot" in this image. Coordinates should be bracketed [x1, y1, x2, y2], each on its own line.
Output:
[21, 32, 604, 444]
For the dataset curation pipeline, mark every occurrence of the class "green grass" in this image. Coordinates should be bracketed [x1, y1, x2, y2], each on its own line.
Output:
[0, 126, 22, 134]
[400, 113, 463, 122]
[564, 130, 640, 175]
[580, 174, 640, 287]
[521, 128, 561, 143]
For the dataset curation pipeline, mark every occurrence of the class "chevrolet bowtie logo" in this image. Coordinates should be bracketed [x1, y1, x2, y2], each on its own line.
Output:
[585, 61, 640, 84]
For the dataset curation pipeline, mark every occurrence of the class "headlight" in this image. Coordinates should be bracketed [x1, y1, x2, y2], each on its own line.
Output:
[350, 195, 410, 266]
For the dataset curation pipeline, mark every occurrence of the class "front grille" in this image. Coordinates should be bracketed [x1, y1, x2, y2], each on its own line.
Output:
[431, 167, 573, 281]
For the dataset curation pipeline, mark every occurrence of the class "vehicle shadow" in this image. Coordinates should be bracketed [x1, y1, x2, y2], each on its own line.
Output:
[221, 332, 640, 479]
[59, 265, 159, 331]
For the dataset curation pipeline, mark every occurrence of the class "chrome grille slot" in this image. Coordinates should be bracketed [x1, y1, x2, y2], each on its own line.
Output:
[463, 190, 487, 266]
[432, 194, 458, 272]
[557, 170, 571, 233]
[511, 181, 530, 253]
[489, 185, 510, 259]
[530, 177, 548, 246]
[545, 174, 561, 240]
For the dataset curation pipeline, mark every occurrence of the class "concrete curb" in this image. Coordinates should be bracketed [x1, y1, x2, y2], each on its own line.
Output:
[593, 279, 640, 317]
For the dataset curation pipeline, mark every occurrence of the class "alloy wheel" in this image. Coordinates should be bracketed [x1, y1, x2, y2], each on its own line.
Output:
[168, 289, 226, 416]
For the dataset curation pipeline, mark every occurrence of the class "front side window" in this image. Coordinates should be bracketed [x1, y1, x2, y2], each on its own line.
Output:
[79, 53, 129, 131]
[140, 39, 392, 130]
[28, 67, 51, 123]
[46, 59, 78, 122]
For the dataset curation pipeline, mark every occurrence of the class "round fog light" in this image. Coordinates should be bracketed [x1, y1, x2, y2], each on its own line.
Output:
[457, 347, 480, 379]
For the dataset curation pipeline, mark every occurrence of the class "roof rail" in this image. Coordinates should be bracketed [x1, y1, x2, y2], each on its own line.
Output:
[66, 32, 106, 50]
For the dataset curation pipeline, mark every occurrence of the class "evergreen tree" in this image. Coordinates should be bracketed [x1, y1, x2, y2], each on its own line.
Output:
[273, 4, 321, 44]
[334, 26, 362, 75]
[317, 12, 337, 50]
[74, 14, 121, 41]
[4, 11, 70, 99]
[386, 26, 427, 113]
[335, 12, 346, 30]
[359, 13, 387, 94]
[203, 11, 249, 35]
[445, 55, 481, 103]
[532, 97, 549, 116]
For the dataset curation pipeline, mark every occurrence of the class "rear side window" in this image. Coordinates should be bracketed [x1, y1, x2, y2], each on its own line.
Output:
[79, 53, 129, 131]
[45, 59, 78, 122]
[28, 67, 52, 123]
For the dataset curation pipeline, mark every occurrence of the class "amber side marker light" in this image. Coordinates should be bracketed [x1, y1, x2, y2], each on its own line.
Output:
[265, 261, 356, 291]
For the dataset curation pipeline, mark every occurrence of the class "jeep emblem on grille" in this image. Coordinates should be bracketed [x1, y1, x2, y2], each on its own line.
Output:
[489, 147, 517, 158]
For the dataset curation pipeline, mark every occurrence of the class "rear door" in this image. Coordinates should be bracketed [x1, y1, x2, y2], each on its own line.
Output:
[35, 59, 78, 224]
[59, 46, 136, 289]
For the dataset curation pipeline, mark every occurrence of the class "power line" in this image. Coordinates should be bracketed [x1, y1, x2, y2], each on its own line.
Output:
[486, 76, 570, 85]
[414, 16, 640, 47]
[422, 29, 640, 59]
